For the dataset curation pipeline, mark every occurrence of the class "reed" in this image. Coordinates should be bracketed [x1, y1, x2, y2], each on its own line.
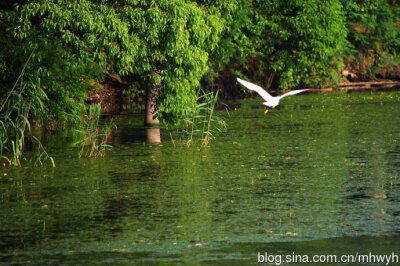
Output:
[0, 54, 54, 167]
[178, 90, 226, 147]
[0, 92, 54, 167]
[74, 103, 114, 158]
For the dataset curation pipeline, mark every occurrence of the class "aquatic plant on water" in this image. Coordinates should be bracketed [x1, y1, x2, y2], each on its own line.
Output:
[178, 90, 227, 147]
[74, 103, 114, 158]
[0, 96, 55, 167]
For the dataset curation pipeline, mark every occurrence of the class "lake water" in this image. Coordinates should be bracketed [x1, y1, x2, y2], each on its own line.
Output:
[1, 91, 400, 264]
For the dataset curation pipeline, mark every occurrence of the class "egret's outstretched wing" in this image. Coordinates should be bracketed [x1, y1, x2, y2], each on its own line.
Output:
[237, 78, 273, 102]
[279, 89, 309, 99]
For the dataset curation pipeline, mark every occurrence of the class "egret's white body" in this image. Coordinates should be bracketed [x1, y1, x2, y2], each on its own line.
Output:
[237, 78, 309, 108]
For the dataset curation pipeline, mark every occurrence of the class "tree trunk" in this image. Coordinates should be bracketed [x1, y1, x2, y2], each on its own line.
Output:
[145, 84, 160, 126]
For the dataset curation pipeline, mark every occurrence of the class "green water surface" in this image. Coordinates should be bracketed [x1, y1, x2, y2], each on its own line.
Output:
[1, 91, 400, 265]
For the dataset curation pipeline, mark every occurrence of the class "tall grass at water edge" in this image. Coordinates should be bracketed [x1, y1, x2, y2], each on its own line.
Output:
[177, 90, 227, 147]
[74, 103, 114, 158]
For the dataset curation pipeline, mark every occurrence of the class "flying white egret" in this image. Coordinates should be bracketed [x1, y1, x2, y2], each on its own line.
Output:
[237, 77, 309, 109]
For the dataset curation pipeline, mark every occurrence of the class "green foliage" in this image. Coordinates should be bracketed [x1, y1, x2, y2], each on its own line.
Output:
[177, 90, 226, 147]
[343, 0, 400, 53]
[5, 0, 224, 125]
[0, 79, 54, 167]
[0, 93, 30, 166]
[196, 0, 256, 70]
[123, 1, 223, 124]
[74, 103, 114, 158]
[342, 0, 400, 78]
[1, 0, 399, 135]
[252, 0, 347, 89]
[0, 27, 104, 126]
[198, 0, 347, 90]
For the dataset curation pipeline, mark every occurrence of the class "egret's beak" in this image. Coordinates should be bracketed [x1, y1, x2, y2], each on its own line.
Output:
[264, 109, 269, 114]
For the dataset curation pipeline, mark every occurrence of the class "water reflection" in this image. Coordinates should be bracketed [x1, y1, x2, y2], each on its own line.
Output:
[146, 127, 161, 143]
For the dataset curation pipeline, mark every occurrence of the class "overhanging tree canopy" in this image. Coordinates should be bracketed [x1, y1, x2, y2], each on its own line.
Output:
[4, 0, 223, 124]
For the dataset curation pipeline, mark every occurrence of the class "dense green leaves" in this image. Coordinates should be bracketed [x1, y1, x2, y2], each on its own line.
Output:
[343, 0, 400, 53]
[342, 0, 400, 78]
[244, 0, 347, 89]
[3, 0, 224, 125]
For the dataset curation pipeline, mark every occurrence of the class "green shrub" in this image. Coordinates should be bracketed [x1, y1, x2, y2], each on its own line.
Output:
[253, 0, 347, 89]
[342, 0, 400, 78]
[200, 0, 348, 90]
